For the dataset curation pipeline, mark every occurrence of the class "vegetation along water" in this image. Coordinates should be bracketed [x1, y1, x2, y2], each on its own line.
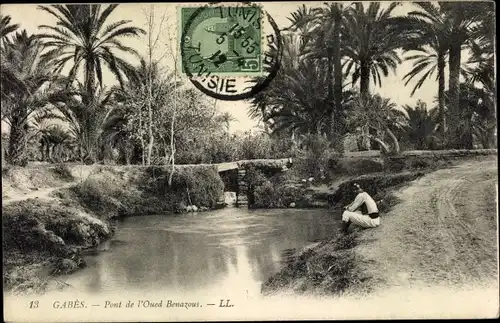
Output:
[1, 2, 497, 317]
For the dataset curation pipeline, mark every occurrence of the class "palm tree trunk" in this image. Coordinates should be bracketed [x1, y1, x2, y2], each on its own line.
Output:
[437, 50, 446, 135]
[357, 126, 372, 151]
[7, 115, 28, 166]
[84, 59, 95, 101]
[386, 127, 400, 154]
[367, 134, 389, 154]
[448, 42, 461, 148]
[360, 60, 370, 96]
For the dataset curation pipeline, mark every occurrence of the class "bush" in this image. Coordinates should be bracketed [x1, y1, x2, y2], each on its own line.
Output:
[245, 167, 268, 188]
[144, 166, 224, 209]
[251, 170, 308, 208]
[253, 181, 280, 208]
[71, 176, 123, 216]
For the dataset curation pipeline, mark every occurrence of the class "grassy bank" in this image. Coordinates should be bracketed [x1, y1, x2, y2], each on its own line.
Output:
[261, 153, 497, 297]
[2, 164, 224, 294]
[261, 171, 420, 296]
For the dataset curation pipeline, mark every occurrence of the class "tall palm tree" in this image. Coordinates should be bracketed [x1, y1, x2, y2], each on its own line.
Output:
[0, 14, 19, 40]
[309, 3, 348, 152]
[1, 30, 67, 166]
[438, 1, 492, 148]
[401, 2, 450, 135]
[342, 2, 408, 96]
[37, 5, 145, 101]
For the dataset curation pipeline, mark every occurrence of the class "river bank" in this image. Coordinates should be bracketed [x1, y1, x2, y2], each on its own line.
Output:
[2, 164, 225, 294]
[261, 156, 498, 306]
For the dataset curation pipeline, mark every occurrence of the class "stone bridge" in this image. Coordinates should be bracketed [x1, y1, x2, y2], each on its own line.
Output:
[218, 158, 292, 207]
[181, 158, 292, 207]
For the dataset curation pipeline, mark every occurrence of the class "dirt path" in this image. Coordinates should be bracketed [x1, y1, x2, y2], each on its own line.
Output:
[353, 158, 498, 296]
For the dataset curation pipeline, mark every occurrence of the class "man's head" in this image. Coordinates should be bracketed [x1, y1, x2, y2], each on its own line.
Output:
[353, 183, 363, 194]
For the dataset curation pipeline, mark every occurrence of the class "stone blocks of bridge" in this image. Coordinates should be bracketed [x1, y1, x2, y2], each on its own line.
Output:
[236, 168, 248, 207]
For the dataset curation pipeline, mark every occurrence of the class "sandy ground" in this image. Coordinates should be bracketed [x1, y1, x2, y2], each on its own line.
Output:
[350, 157, 498, 311]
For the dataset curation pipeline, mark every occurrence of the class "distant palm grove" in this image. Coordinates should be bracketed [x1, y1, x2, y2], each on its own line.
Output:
[0, 2, 496, 168]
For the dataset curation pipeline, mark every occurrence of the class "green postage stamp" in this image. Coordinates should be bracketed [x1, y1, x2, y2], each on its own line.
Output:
[179, 5, 263, 77]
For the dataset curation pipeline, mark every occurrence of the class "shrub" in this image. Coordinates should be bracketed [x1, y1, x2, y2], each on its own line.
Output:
[277, 185, 306, 207]
[253, 181, 280, 208]
[143, 166, 224, 209]
[251, 170, 309, 208]
[245, 167, 268, 187]
[383, 157, 406, 172]
[71, 176, 123, 216]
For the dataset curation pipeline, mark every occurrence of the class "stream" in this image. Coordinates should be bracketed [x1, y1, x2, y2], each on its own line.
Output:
[59, 205, 340, 298]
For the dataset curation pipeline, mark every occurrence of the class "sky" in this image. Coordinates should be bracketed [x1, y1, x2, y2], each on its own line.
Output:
[0, 1, 466, 134]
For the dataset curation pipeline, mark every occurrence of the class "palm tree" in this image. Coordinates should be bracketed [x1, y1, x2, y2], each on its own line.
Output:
[51, 81, 115, 163]
[401, 2, 450, 135]
[403, 100, 438, 150]
[247, 32, 305, 124]
[309, 3, 348, 152]
[348, 93, 406, 154]
[1, 30, 67, 166]
[342, 2, 408, 96]
[248, 34, 354, 139]
[444, 83, 495, 149]
[39, 124, 74, 162]
[463, 8, 495, 92]
[438, 2, 492, 148]
[0, 14, 19, 40]
[285, 4, 316, 51]
[37, 4, 145, 102]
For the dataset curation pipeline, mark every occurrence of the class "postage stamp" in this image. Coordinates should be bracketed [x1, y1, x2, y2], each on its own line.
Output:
[179, 5, 263, 76]
[179, 3, 283, 101]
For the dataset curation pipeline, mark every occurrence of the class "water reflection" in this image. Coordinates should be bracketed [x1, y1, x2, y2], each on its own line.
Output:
[62, 208, 339, 297]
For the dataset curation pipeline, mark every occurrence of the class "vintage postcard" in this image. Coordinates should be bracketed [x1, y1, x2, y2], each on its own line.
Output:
[1, 1, 498, 322]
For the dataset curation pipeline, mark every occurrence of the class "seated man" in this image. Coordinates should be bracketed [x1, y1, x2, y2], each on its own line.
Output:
[341, 183, 380, 233]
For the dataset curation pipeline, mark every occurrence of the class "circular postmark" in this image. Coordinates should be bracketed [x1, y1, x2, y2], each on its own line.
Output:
[180, 2, 282, 101]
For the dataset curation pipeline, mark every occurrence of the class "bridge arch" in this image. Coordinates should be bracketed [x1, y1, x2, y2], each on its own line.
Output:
[217, 158, 293, 207]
